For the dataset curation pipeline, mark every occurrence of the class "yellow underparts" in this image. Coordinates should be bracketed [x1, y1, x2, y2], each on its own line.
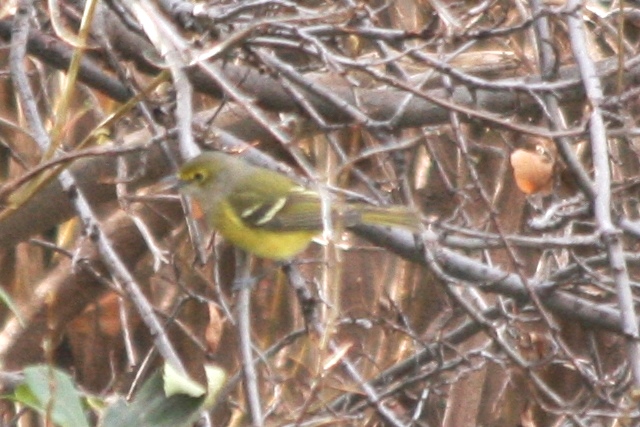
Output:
[213, 201, 318, 260]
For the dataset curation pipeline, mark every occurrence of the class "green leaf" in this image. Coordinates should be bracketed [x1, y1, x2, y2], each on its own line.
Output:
[13, 365, 90, 427]
[100, 363, 227, 427]
[203, 365, 227, 409]
[163, 363, 205, 398]
[100, 369, 204, 427]
[0, 285, 23, 325]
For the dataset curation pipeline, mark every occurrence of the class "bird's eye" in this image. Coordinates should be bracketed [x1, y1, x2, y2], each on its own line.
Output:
[192, 171, 205, 182]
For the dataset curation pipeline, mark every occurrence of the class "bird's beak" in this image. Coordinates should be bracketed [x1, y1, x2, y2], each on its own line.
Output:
[158, 174, 181, 192]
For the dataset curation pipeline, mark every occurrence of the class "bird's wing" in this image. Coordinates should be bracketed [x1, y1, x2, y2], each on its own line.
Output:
[228, 187, 324, 231]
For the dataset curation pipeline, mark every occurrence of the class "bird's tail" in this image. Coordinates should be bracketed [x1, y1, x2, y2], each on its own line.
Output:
[345, 204, 422, 232]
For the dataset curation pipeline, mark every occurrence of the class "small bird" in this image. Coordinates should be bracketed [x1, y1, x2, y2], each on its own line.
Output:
[176, 151, 420, 260]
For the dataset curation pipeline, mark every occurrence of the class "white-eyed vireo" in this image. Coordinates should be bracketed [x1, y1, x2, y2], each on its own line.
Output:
[176, 151, 420, 260]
